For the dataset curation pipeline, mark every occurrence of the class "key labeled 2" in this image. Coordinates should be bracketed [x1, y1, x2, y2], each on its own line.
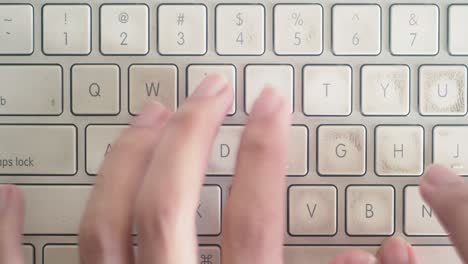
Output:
[100, 5, 149, 55]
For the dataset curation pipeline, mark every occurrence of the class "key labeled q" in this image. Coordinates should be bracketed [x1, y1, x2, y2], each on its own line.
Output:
[88, 83, 101, 97]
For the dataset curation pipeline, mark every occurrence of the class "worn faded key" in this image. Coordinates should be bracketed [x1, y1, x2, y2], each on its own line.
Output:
[207, 126, 308, 176]
[375, 125, 424, 176]
[404, 186, 446, 236]
[317, 125, 366, 176]
[346, 185, 395, 236]
[216, 4, 265, 55]
[0, 126, 76, 175]
[332, 4, 381, 55]
[288, 185, 337, 235]
[245, 64, 294, 113]
[0, 65, 62, 115]
[43, 245, 221, 264]
[391, 5, 439, 55]
[86, 125, 127, 175]
[434, 126, 468, 175]
[129, 64, 178, 114]
[187, 64, 236, 115]
[23, 245, 34, 264]
[419, 65, 467, 116]
[361, 65, 410, 115]
[284, 246, 462, 264]
[20, 185, 219, 235]
[303, 65, 352, 116]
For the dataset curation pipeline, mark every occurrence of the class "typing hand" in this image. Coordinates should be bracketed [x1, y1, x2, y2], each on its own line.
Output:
[0, 74, 462, 264]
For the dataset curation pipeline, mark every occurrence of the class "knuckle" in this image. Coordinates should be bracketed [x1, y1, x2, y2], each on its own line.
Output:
[228, 208, 278, 248]
[242, 127, 276, 156]
[135, 197, 181, 236]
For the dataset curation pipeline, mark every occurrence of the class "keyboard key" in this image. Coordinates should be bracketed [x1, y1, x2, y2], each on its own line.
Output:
[20, 185, 218, 235]
[245, 64, 293, 113]
[208, 126, 308, 176]
[449, 5, 468, 55]
[288, 185, 337, 235]
[42, 4, 91, 55]
[433, 126, 468, 175]
[158, 4, 207, 55]
[375, 125, 424, 176]
[0, 5, 33, 54]
[0, 125, 76, 175]
[0, 65, 62, 115]
[86, 125, 127, 175]
[43, 245, 220, 264]
[361, 65, 410, 116]
[303, 65, 352, 116]
[187, 64, 236, 115]
[332, 4, 381, 55]
[419, 65, 467, 116]
[100, 4, 149, 55]
[23, 245, 34, 264]
[197, 185, 222, 235]
[346, 185, 395, 236]
[317, 125, 366, 176]
[390, 4, 439, 55]
[129, 64, 178, 114]
[274, 4, 323, 55]
[216, 4, 265, 55]
[71, 64, 120, 115]
[404, 186, 446, 236]
[284, 246, 462, 264]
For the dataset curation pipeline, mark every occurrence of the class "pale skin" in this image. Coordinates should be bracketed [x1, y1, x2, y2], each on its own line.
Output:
[0, 74, 467, 264]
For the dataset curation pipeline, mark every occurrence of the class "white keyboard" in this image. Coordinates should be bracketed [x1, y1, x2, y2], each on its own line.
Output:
[0, 0, 467, 263]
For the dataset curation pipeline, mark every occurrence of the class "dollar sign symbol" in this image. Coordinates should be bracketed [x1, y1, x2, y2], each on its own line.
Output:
[236, 12, 244, 26]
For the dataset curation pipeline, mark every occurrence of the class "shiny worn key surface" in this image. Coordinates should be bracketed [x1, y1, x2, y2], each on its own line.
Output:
[1, 0, 467, 263]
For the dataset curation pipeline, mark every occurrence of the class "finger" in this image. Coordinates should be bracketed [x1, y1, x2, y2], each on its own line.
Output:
[377, 237, 420, 264]
[330, 249, 377, 264]
[419, 164, 468, 262]
[79, 102, 171, 264]
[135, 74, 233, 264]
[222, 88, 290, 264]
[0, 185, 25, 264]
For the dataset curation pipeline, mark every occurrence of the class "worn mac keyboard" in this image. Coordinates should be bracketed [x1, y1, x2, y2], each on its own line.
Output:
[0, 0, 467, 263]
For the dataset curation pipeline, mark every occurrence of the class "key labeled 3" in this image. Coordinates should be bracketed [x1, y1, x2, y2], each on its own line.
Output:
[433, 126, 468, 175]
[332, 4, 381, 55]
[317, 125, 366, 176]
[216, 4, 265, 55]
[158, 4, 207, 55]
[419, 65, 467, 116]
[274, 4, 323, 55]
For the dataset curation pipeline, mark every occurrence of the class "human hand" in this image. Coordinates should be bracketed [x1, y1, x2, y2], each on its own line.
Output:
[0, 74, 462, 264]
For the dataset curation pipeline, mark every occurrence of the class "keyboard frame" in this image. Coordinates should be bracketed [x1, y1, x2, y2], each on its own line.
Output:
[1, 0, 465, 262]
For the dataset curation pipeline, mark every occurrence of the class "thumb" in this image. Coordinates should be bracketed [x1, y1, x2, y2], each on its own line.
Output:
[420, 164, 468, 263]
[0, 185, 25, 264]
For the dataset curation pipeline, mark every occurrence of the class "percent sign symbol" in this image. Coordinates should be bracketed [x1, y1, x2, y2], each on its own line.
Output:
[292, 12, 304, 26]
